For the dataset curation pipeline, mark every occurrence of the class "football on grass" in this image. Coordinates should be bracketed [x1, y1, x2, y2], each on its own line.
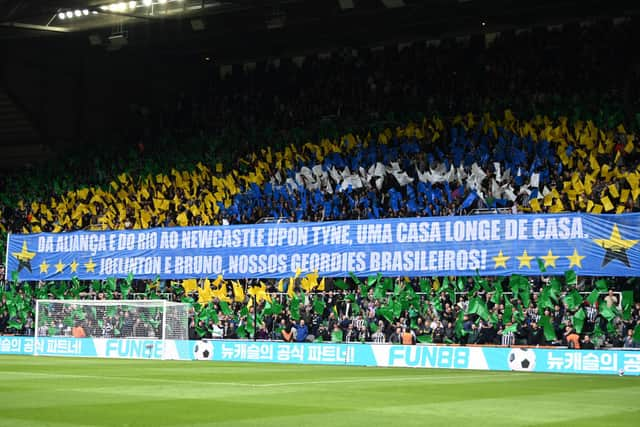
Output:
[508, 348, 536, 371]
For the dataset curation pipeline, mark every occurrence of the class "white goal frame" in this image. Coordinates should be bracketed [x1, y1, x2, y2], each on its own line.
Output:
[34, 299, 190, 355]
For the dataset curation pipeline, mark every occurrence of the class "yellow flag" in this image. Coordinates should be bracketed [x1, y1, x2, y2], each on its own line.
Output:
[216, 163, 223, 173]
[287, 277, 296, 298]
[625, 140, 634, 154]
[620, 189, 629, 203]
[588, 154, 600, 173]
[276, 278, 285, 292]
[198, 282, 212, 304]
[212, 282, 231, 303]
[232, 281, 245, 302]
[529, 198, 542, 212]
[182, 278, 198, 294]
[592, 204, 603, 214]
[140, 210, 151, 228]
[601, 196, 614, 212]
[176, 212, 188, 227]
[549, 199, 564, 213]
[608, 184, 619, 199]
[571, 175, 584, 193]
[77, 188, 89, 200]
[616, 205, 626, 214]
[317, 277, 325, 291]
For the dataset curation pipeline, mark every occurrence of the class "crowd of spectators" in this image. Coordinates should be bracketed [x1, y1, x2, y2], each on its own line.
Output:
[1, 18, 640, 348]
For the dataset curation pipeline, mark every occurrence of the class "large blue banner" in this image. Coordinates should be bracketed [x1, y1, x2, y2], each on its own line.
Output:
[5, 213, 640, 280]
[1, 337, 639, 376]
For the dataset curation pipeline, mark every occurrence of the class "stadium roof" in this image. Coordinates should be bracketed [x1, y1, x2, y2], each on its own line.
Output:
[1, 1, 638, 53]
[0, 0, 638, 169]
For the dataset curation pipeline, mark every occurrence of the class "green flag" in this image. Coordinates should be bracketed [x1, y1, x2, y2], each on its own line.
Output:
[334, 279, 348, 290]
[540, 315, 556, 341]
[503, 324, 518, 334]
[595, 279, 609, 292]
[313, 296, 326, 315]
[564, 270, 577, 286]
[563, 289, 583, 311]
[236, 324, 247, 339]
[7, 319, 23, 330]
[509, 275, 528, 294]
[331, 328, 343, 342]
[219, 301, 233, 316]
[367, 273, 381, 288]
[467, 297, 489, 321]
[373, 283, 386, 300]
[519, 283, 531, 308]
[634, 324, 640, 343]
[349, 273, 364, 287]
[536, 257, 546, 273]
[105, 277, 117, 298]
[91, 280, 102, 293]
[592, 323, 604, 338]
[369, 321, 378, 333]
[377, 306, 394, 323]
[621, 290, 633, 319]
[537, 287, 555, 310]
[503, 298, 514, 323]
[418, 278, 430, 293]
[490, 281, 503, 305]
[572, 308, 586, 333]
[586, 289, 600, 305]
[381, 277, 393, 292]
[416, 334, 432, 344]
[454, 310, 466, 338]
[599, 304, 617, 321]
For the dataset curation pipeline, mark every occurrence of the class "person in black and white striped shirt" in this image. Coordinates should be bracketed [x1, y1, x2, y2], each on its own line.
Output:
[371, 320, 386, 343]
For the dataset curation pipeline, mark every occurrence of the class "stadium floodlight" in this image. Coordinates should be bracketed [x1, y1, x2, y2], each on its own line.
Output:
[83, 9, 90, 16]
[159, 0, 167, 4]
[65, 11, 73, 18]
[143, 0, 153, 5]
[74, 10, 82, 17]
[129, 1, 137, 9]
[58, 12, 66, 20]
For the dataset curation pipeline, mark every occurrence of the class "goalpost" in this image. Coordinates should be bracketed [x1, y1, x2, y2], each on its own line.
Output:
[34, 299, 190, 354]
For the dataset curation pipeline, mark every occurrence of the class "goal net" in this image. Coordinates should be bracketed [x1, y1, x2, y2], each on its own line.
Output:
[35, 299, 189, 342]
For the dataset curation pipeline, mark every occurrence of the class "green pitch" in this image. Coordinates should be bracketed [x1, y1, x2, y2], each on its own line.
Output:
[0, 356, 638, 426]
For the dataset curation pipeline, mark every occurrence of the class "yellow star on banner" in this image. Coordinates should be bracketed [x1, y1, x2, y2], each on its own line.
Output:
[566, 248, 586, 269]
[593, 224, 639, 267]
[493, 250, 510, 269]
[55, 260, 66, 273]
[84, 259, 96, 273]
[540, 249, 560, 269]
[516, 250, 535, 269]
[70, 260, 79, 273]
[12, 241, 36, 273]
[39, 260, 49, 274]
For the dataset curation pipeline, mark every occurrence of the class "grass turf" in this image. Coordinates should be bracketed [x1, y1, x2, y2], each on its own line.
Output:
[0, 356, 638, 427]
